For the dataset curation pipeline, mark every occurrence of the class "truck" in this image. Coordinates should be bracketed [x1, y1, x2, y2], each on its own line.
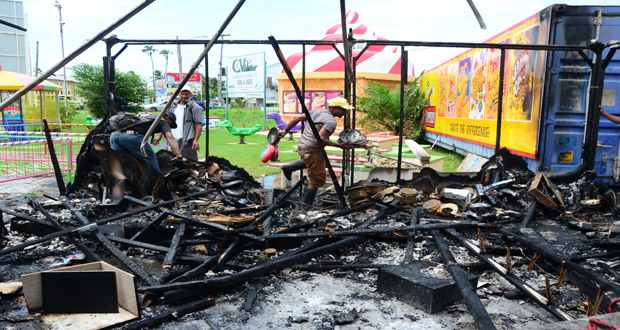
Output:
[420, 4, 620, 184]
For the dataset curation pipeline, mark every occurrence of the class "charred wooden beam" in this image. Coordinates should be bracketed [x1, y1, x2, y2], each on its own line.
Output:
[431, 230, 496, 330]
[243, 281, 263, 312]
[498, 228, 620, 295]
[124, 196, 264, 244]
[596, 261, 620, 283]
[219, 205, 268, 215]
[107, 236, 209, 266]
[122, 297, 215, 330]
[404, 208, 422, 264]
[247, 178, 305, 229]
[163, 206, 194, 269]
[139, 235, 364, 294]
[0, 206, 45, 224]
[163, 220, 186, 269]
[180, 238, 222, 246]
[60, 196, 159, 286]
[43, 120, 66, 195]
[570, 251, 620, 262]
[265, 221, 487, 240]
[0, 191, 208, 257]
[168, 256, 219, 284]
[157, 204, 385, 304]
[292, 263, 384, 271]
[213, 237, 242, 271]
[26, 196, 100, 262]
[520, 200, 538, 228]
[107, 235, 170, 252]
[444, 228, 573, 321]
[130, 212, 169, 241]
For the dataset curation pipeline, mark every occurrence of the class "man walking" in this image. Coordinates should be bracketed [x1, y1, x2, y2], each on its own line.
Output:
[157, 86, 204, 161]
[278, 97, 353, 207]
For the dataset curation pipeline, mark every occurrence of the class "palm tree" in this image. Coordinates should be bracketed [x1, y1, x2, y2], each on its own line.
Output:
[142, 45, 158, 101]
[159, 49, 173, 78]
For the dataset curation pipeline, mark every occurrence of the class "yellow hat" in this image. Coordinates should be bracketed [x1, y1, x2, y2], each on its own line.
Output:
[328, 97, 354, 110]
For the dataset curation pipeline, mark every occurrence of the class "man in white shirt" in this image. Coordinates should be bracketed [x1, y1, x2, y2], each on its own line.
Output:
[154, 86, 204, 161]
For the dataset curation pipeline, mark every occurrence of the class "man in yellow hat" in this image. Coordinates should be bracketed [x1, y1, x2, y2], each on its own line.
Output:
[278, 97, 354, 208]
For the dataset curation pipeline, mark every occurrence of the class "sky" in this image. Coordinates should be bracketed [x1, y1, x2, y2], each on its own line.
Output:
[21, 0, 620, 82]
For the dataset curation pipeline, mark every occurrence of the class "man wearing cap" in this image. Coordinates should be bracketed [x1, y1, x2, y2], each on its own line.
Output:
[278, 97, 354, 208]
[110, 112, 183, 174]
[156, 86, 204, 161]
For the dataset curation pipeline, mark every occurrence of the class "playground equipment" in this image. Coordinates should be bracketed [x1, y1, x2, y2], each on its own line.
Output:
[266, 112, 302, 140]
[215, 120, 262, 144]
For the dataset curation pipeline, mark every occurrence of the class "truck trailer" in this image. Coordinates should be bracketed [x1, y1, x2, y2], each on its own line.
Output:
[420, 4, 620, 184]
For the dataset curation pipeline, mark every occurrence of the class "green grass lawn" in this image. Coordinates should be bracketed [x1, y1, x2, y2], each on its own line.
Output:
[202, 128, 299, 177]
[200, 129, 465, 177]
[65, 109, 464, 178]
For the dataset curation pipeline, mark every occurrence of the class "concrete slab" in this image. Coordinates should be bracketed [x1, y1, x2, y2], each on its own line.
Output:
[378, 260, 478, 314]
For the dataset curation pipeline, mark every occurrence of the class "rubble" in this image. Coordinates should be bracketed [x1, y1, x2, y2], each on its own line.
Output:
[1, 147, 620, 329]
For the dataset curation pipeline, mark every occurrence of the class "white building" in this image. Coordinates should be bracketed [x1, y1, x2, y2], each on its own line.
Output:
[0, 0, 31, 74]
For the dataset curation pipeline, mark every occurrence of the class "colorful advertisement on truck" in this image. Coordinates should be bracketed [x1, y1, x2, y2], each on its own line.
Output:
[420, 5, 620, 184]
[421, 9, 550, 159]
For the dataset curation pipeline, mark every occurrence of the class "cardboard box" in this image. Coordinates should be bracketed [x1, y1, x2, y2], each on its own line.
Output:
[21, 261, 139, 330]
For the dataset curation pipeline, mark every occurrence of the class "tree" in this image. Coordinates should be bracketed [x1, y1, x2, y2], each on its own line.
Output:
[153, 70, 164, 81]
[159, 49, 173, 77]
[202, 77, 220, 101]
[142, 45, 158, 101]
[72, 63, 148, 118]
[356, 76, 426, 140]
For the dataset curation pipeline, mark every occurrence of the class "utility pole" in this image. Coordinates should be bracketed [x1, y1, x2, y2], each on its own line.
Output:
[176, 36, 182, 80]
[217, 34, 230, 106]
[54, 0, 68, 115]
[35, 41, 39, 76]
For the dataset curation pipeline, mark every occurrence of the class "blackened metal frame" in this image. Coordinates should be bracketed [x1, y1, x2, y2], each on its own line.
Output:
[101, 36, 612, 206]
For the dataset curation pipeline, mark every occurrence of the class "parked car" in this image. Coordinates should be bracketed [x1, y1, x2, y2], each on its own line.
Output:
[59, 96, 84, 109]
[142, 101, 167, 112]
[193, 100, 225, 110]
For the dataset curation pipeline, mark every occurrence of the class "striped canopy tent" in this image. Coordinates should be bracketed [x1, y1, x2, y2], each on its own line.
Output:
[285, 10, 414, 75]
[0, 70, 62, 91]
[0, 70, 63, 124]
[276, 10, 415, 118]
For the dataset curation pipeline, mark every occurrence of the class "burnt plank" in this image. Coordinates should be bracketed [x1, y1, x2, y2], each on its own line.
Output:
[431, 230, 495, 329]
[60, 196, 159, 286]
[0, 191, 208, 257]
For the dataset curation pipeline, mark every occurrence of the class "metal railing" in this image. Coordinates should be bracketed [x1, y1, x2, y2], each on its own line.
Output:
[0, 137, 73, 183]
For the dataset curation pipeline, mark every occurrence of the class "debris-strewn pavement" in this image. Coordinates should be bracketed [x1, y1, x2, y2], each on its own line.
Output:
[2, 148, 620, 330]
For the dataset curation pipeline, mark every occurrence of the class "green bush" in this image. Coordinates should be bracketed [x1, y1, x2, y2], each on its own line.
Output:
[356, 76, 426, 140]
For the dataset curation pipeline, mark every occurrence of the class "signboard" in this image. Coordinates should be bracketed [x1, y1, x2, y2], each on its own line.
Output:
[420, 12, 548, 159]
[165, 73, 202, 99]
[0, 91, 23, 123]
[227, 52, 265, 97]
[282, 90, 342, 114]
[155, 79, 167, 96]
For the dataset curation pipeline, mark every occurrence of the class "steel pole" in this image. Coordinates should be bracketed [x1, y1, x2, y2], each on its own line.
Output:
[54, 0, 68, 116]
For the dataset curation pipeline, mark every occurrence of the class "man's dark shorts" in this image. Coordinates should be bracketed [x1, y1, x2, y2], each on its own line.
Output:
[178, 139, 198, 161]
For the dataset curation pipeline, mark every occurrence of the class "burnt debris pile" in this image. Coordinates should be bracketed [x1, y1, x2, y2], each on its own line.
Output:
[2, 148, 620, 329]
